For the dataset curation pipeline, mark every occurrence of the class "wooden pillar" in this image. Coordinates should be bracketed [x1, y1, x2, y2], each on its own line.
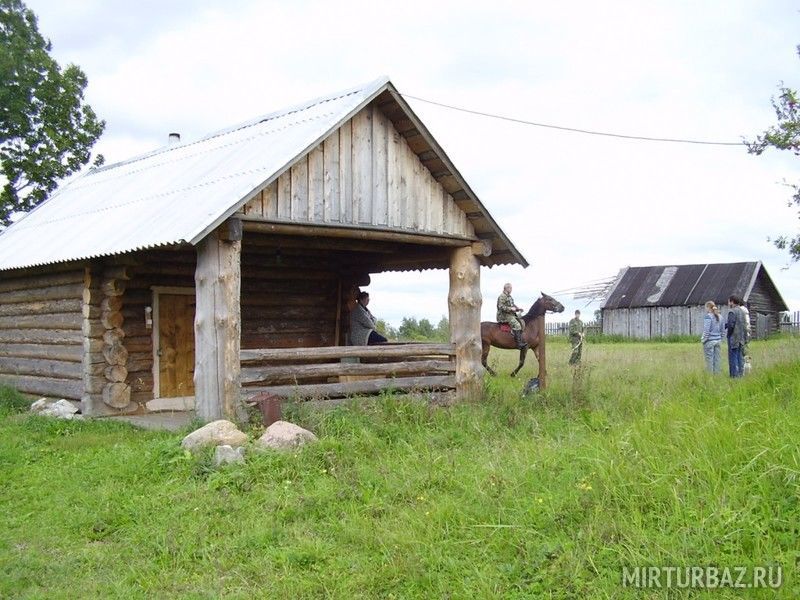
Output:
[194, 223, 242, 422]
[448, 245, 483, 401]
[537, 314, 547, 389]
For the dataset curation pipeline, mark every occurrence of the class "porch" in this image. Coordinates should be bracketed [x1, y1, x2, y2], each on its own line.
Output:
[239, 342, 456, 402]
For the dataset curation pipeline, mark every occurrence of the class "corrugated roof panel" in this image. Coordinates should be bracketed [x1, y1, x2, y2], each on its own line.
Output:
[604, 262, 769, 309]
[658, 264, 705, 305]
[0, 81, 384, 271]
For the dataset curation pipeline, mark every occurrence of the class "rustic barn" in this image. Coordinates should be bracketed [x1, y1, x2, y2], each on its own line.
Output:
[0, 77, 527, 420]
[601, 262, 788, 339]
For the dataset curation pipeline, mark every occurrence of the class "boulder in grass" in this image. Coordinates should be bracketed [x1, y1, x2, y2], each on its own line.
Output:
[30, 398, 81, 419]
[213, 445, 246, 467]
[181, 420, 248, 452]
[255, 420, 317, 451]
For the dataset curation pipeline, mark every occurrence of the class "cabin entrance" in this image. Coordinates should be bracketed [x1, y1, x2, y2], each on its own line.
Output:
[153, 287, 196, 399]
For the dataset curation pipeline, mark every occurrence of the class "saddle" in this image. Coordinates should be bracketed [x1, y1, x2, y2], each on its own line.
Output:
[499, 323, 512, 333]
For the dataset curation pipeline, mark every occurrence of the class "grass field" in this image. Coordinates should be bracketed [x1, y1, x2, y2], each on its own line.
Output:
[1, 337, 799, 598]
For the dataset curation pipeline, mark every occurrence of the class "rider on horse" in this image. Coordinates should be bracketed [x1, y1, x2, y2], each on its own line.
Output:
[497, 283, 528, 349]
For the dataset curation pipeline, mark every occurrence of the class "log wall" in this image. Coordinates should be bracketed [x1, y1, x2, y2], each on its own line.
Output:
[241, 103, 475, 238]
[119, 246, 342, 408]
[0, 264, 85, 399]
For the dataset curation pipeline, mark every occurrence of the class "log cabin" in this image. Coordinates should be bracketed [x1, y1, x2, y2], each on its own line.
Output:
[0, 77, 527, 420]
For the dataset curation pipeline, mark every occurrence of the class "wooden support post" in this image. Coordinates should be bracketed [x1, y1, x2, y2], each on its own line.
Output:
[537, 314, 547, 389]
[448, 245, 483, 401]
[195, 225, 242, 422]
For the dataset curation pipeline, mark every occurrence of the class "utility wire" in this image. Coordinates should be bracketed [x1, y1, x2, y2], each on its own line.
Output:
[401, 93, 745, 147]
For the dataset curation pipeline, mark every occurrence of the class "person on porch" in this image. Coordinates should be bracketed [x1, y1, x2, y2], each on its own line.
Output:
[350, 291, 388, 345]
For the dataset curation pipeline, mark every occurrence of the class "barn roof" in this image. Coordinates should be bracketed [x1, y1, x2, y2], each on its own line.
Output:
[0, 77, 526, 272]
[602, 261, 788, 311]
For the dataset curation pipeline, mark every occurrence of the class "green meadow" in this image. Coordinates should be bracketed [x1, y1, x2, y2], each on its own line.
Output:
[1, 337, 798, 598]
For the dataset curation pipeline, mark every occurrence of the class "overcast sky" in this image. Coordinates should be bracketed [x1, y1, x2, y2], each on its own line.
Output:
[24, 0, 800, 326]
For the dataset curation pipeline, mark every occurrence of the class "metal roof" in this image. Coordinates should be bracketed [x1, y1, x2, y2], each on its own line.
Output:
[0, 77, 526, 271]
[602, 261, 788, 310]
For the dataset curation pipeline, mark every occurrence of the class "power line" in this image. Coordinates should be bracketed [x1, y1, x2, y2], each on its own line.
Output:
[401, 93, 744, 147]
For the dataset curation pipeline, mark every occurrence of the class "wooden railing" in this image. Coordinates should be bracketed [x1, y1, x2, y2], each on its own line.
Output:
[240, 343, 456, 400]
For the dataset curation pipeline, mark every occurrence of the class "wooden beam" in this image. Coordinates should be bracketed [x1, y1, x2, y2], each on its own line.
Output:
[471, 239, 492, 257]
[0, 374, 83, 400]
[243, 374, 455, 400]
[240, 343, 454, 363]
[241, 231, 401, 254]
[0, 356, 81, 379]
[0, 342, 82, 362]
[448, 245, 483, 401]
[241, 359, 454, 385]
[240, 219, 475, 247]
[195, 229, 242, 422]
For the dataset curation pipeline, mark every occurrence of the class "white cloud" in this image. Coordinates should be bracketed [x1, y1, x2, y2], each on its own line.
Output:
[23, 0, 800, 324]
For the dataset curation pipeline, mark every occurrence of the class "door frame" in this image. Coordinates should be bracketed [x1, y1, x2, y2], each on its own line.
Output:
[151, 286, 195, 399]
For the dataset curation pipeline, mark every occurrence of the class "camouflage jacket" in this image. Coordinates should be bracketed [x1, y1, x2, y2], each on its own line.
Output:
[496, 293, 518, 322]
[569, 317, 584, 338]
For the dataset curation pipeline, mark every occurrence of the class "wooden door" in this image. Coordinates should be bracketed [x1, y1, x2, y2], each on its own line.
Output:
[158, 294, 195, 398]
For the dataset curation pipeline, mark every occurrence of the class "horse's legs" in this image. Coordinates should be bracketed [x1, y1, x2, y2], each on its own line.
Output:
[481, 342, 496, 376]
[510, 347, 528, 377]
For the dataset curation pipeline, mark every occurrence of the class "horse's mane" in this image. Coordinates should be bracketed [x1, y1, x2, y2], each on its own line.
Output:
[521, 297, 544, 324]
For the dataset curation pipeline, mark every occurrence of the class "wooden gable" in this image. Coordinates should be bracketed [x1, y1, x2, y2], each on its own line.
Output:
[241, 102, 475, 239]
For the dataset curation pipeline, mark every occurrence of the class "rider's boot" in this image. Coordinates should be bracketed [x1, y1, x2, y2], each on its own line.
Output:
[513, 330, 528, 349]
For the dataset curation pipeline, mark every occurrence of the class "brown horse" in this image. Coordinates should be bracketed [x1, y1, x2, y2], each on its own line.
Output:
[480, 292, 565, 377]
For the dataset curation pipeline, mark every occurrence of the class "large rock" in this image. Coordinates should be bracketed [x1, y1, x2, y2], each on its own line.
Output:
[255, 420, 318, 451]
[181, 420, 248, 452]
[213, 445, 246, 467]
[30, 398, 81, 419]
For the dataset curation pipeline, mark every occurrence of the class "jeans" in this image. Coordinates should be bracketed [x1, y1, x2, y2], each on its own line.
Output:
[702, 340, 721, 373]
[367, 330, 387, 345]
[727, 343, 744, 378]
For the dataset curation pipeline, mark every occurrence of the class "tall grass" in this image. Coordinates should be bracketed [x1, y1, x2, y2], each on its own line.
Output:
[0, 338, 798, 598]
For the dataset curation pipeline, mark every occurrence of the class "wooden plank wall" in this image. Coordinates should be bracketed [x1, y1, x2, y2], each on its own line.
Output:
[0, 265, 85, 399]
[605, 305, 735, 339]
[747, 273, 780, 337]
[242, 104, 474, 238]
[120, 247, 340, 407]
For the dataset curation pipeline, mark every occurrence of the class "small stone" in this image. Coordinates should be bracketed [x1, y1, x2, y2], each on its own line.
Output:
[31, 398, 80, 419]
[181, 420, 248, 452]
[30, 398, 49, 413]
[255, 420, 318, 451]
[213, 445, 246, 467]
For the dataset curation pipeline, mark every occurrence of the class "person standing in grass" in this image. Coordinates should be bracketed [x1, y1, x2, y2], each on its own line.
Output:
[568, 309, 585, 365]
[725, 295, 747, 378]
[701, 300, 724, 373]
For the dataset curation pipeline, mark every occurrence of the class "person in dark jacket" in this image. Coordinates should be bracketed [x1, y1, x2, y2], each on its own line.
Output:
[725, 295, 747, 378]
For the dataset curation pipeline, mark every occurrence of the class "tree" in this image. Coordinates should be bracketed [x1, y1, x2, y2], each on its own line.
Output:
[0, 0, 104, 224]
[435, 315, 449, 341]
[374, 318, 398, 340]
[747, 47, 800, 261]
